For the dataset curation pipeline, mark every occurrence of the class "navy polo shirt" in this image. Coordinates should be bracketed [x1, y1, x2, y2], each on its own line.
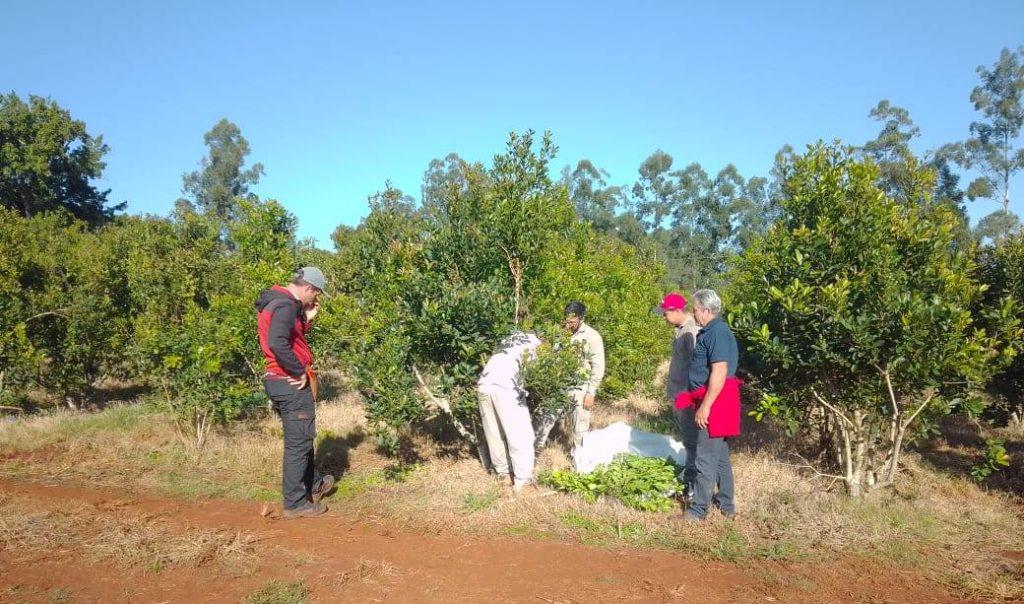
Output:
[687, 316, 739, 391]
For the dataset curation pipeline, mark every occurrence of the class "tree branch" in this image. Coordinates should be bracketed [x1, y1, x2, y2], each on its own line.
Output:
[24, 309, 69, 322]
[901, 391, 936, 431]
[811, 388, 854, 427]
[412, 364, 478, 445]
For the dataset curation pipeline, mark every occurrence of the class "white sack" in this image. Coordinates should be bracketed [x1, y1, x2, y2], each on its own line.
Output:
[572, 421, 687, 473]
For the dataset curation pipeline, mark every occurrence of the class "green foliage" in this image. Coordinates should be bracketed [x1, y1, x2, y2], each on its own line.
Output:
[978, 231, 1024, 424]
[541, 453, 683, 512]
[0, 93, 122, 224]
[532, 227, 665, 397]
[328, 132, 665, 454]
[461, 490, 498, 513]
[180, 118, 265, 221]
[970, 438, 1012, 481]
[136, 199, 301, 446]
[519, 330, 586, 416]
[728, 143, 1016, 495]
[945, 47, 1024, 214]
[0, 209, 134, 406]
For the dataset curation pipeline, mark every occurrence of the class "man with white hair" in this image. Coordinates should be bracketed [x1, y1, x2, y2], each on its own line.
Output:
[680, 288, 739, 521]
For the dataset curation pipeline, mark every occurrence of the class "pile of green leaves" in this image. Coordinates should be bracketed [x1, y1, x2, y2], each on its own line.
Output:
[541, 453, 683, 512]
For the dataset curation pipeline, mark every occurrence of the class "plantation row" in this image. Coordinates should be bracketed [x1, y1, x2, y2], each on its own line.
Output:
[2, 47, 1023, 495]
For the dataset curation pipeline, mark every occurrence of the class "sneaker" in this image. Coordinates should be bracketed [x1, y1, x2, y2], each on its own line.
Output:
[282, 502, 327, 519]
[511, 481, 535, 495]
[312, 475, 335, 504]
[680, 511, 705, 523]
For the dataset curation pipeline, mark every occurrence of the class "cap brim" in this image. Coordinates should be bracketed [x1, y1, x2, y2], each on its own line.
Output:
[651, 305, 666, 316]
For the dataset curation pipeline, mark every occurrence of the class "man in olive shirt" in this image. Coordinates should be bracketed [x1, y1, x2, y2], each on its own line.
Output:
[535, 301, 606, 453]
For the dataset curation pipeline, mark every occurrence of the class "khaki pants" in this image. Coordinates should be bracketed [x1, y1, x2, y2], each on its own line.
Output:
[534, 390, 590, 451]
[478, 388, 536, 485]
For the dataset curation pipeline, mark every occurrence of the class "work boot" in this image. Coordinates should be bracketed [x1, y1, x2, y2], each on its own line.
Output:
[282, 502, 327, 519]
[312, 474, 336, 504]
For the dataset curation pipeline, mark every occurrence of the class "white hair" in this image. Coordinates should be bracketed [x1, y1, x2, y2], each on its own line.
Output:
[692, 289, 722, 315]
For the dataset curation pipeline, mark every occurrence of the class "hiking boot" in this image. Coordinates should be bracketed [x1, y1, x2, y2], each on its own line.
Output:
[282, 502, 327, 519]
[312, 475, 335, 504]
[680, 511, 705, 523]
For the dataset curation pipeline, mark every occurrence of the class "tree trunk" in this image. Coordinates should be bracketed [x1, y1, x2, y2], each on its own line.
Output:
[509, 257, 524, 325]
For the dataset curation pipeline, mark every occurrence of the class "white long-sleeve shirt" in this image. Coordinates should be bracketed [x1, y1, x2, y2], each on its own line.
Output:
[477, 332, 542, 395]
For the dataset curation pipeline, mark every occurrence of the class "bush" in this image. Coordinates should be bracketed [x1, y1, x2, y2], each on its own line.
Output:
[728, 143, 1018, 496]
[326, 132, 666, 454]
[519, 329, 586, 416]
[978, 232, 1024, 426]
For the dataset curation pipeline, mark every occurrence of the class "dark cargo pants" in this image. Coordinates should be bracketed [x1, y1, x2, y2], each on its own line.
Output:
[263, 378, 323, 511]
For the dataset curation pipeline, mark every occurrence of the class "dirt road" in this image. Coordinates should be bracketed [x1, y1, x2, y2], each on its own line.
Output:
[0, 479, 972, 603]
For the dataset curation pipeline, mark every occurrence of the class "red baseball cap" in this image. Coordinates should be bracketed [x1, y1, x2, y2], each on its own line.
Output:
[652, 292, 687, 316]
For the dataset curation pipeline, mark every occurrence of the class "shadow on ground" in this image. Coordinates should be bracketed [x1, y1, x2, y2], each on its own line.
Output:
[916, 415, 1024, 497]
[316, 429, 366, 479]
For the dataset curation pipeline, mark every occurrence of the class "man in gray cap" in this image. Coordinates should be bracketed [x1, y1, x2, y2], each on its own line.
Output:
[255, 267, 334, 518]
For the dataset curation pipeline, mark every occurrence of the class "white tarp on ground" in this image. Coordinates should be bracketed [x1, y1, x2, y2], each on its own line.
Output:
[572, 421, 687, 473]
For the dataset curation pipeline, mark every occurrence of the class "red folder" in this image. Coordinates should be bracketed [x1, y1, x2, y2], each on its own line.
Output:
[674, 377, 742, 438]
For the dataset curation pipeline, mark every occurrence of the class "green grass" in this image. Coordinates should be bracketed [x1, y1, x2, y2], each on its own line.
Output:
[0, 402, 156, 453]
[333, 470, 387, 500]
[243, 580, 309, 604]
[709, 527, 747, 563]
[461, 490, 497, 513]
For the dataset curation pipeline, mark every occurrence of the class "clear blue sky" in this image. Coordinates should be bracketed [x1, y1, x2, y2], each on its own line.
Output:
[2, 1, 1022, 246]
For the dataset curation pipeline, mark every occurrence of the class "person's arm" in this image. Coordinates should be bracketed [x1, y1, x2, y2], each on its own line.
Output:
[268, 302, 307, 383]
[583, 333, 605, 408]
[695, 361, 728, 429]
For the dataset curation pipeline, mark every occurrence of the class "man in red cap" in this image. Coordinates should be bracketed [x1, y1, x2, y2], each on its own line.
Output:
[653, 292, 700, 495]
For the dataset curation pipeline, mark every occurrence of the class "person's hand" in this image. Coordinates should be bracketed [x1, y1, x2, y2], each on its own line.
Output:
[288, 373, 308, 390]
[695, 402, 712, 430]
[305, 303, 320, 322]
[583, 393, 596, 409]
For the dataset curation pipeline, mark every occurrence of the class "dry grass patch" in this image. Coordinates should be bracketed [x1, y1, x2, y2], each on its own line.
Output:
[0, 493, 260, 574]
[243, 579, 309, 604]
[333, 558, 397, 588]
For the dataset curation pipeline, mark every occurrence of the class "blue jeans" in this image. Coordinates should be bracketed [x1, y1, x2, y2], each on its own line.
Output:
[673, 406, 698, 487]
[689, 428, 735, 518]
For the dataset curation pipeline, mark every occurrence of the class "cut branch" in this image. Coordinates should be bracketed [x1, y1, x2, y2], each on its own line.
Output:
[412, 364, 478, 445]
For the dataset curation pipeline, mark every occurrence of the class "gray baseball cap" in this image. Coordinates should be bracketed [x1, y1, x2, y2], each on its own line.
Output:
[298, 266, 328, 295]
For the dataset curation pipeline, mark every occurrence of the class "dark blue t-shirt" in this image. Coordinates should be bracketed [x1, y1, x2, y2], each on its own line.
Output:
[687, 317, 739, 391]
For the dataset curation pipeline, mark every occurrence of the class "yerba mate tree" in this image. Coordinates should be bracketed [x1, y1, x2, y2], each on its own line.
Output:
[729, 143, 1019, 496]
[327, 132, 665, 454]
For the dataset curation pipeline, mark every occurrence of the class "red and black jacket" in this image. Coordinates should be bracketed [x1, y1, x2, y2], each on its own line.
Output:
[255, 286, 312, 380]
